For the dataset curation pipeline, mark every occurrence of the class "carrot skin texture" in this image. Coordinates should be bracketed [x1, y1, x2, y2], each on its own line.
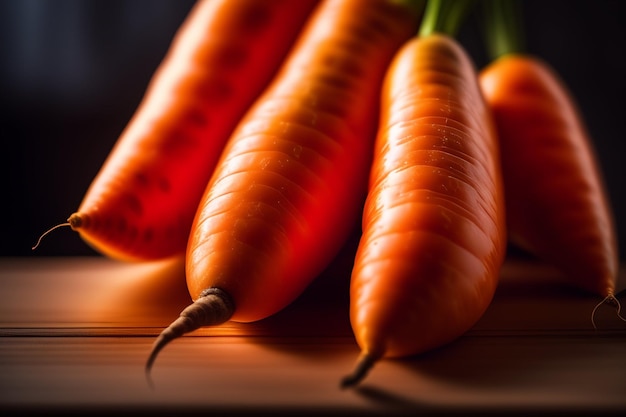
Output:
[479, 55, 618, 297]
[349, 34, 507, 363]
[70, 0, 319, 261]
[186, 0, 422, 323]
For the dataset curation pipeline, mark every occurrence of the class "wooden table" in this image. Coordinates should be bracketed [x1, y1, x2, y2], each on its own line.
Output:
[1, 251, 625, 416]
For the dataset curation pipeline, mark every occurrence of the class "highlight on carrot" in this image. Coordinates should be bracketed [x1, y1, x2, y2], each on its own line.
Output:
[341, 0, 507, 387]
[145, 0, 423, 380]
[478, 0, 619, 299]
[43, 0, 319, 262]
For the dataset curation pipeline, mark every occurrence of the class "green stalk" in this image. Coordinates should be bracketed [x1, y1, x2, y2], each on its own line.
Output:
[482, 0, 525, 60]
[419, 0, 476, 38]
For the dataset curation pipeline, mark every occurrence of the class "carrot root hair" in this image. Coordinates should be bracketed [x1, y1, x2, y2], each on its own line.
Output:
[32, 213, 86, 251]
[340, 352, 380, 388]
[144, 287, 235, 386]
[591, 292, 626, 330]
[31, 222, 71, 250]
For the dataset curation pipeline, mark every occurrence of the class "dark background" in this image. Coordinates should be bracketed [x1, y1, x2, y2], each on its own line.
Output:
[1, 0, 625, 259]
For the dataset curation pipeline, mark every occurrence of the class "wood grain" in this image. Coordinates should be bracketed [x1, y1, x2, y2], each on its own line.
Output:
[1, 254, 625, 416]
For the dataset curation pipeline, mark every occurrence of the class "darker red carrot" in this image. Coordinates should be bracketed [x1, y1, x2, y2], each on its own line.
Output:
[342, 0, 507, 387]
[145, 0, 423, 376]
[479, 0, 618, 298]
[37, 0, 319, 261]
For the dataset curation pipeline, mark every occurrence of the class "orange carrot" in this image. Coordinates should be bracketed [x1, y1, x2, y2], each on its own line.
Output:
[39, 0, 319, 261]
[342, 0, 506, 386]
[479, 0, 618, 298]
[144, 0, 422, 376]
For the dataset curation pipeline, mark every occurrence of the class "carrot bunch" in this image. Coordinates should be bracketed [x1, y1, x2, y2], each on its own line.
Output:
[339, 0, 621, 386]
[34, 0, 619, 388]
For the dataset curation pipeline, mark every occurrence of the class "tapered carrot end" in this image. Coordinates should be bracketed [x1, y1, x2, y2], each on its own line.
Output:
[144, 287, 235, 387]
[340, 352, 378, 389]
[67, 213, 84, 229]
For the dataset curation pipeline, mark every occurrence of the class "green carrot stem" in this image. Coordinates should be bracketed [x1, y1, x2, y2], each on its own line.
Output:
[482, 0, 526, 60]
[419, 0, 476, 38]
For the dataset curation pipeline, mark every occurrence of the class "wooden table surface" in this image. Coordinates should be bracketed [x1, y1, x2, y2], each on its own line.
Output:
[1, 249, 625, 416]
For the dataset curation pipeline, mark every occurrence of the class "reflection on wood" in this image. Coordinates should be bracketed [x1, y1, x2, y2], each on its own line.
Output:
[0, 255, 625, 414]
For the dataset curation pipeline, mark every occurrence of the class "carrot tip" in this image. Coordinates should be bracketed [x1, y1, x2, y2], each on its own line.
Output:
[67, 213, 83, 229]
[340, 352, 378, 389]
[144, 287, 235, 382]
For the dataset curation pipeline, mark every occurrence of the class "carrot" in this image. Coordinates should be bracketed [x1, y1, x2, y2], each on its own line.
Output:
[144, 0, 422, 375]
[478, 0, 619, 299]
[36, 0, 319, 261]
[341, 0, 506, 387]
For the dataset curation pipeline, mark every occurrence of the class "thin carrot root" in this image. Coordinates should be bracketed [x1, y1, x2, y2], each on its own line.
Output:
[31, 213, 85, 251]
[590, 292, 626, 329]
[340, 352, 378, 388]
[144, 287, 235, 384]
[31, 222, 71, 250]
